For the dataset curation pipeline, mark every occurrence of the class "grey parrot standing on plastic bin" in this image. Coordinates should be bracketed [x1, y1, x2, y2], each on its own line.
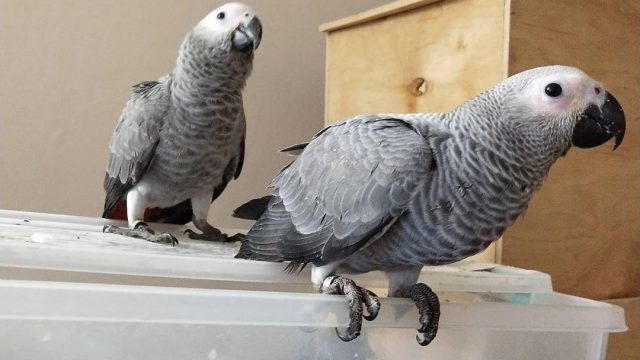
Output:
[234, 66, 625, 345]
[102, 3, 262, 244]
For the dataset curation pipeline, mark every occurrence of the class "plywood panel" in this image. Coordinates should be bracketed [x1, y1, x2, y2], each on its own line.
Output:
[503, 150, 640, 299]
[605, 297, 639, 360]
[325, 0, 506, 123]
[320, 0, 441, 32]
[503, 0, 640, 299]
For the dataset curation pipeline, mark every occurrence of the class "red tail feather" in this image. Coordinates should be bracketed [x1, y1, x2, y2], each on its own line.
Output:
[103, 200, 160, 223]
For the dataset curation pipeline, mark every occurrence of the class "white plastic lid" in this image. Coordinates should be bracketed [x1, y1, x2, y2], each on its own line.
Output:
[0, 210, 552, 294]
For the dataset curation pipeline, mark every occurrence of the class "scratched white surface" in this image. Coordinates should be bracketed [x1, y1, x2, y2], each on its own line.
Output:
[0, 221, 241, 258]
[0, 209, 241, 256]
[0, 209, 553, 293]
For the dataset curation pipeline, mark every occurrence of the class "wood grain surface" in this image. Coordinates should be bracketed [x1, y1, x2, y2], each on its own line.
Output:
[503, 0, 640, 299]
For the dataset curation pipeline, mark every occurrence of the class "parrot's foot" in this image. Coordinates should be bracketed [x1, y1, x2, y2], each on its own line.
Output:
[393, 282, 440, 346]
[183, 228, 244, 242]
[103, 222, 179, 246]
[320, 275, 381, 342]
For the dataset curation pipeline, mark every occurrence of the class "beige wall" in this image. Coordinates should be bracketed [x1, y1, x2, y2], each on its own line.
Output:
[0, 0, 389, 228]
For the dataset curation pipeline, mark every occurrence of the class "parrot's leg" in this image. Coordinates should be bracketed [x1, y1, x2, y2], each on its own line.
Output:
[183, 192, 243, 242]
[387, 266, 439, 346]
[320, 275, 381, 342]
[103, 190, 178, 245]
[392, 283, 440, 346]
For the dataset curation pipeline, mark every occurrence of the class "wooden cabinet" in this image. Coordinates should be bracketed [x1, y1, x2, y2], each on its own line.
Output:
[321, 0, 639, 299]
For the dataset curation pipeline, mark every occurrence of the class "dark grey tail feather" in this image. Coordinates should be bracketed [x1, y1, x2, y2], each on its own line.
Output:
[235, 235, 265, 259]
[232, 195, 273, 220]
[234, 196, 289, 260]
[284, 261, 308, 274]
[236, 239, 306, 274]
[234, 241, 254, 259]
[235, 239, 283, 261]
[152, 199, 194, 224]
[280, 142, 309, 156]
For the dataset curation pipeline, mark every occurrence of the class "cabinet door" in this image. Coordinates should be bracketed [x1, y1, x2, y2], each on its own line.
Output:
[503, 0, 640, 299]
[325, 0, 507, 124]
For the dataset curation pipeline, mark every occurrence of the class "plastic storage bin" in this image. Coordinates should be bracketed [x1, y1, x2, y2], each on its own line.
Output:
[0, 210, 627, 360]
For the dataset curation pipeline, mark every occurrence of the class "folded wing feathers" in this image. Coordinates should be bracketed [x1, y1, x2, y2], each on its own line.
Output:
[239, 116, 434, 265]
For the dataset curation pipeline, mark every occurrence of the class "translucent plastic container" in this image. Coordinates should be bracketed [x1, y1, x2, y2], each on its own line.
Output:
[0, 210, 628, 360]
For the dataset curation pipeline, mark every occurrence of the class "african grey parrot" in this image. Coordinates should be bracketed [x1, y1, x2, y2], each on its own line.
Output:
[234, 66, 625, 345]
[102, 3, 262, 244]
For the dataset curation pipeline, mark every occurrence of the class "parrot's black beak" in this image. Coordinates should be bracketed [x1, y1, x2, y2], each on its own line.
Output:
[232, 16, 262, 53]
[572, 91, 626, 150]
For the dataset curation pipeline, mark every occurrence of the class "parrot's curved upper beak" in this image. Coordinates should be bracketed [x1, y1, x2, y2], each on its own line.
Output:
[232, 16, 262, 53]
[572, 91, 626, 150]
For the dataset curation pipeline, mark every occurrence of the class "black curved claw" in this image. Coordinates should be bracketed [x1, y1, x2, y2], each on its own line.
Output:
[395, 282, 440, 347]
[416, 322, 437, 346]
[361, 287, 381, 321]
[183, 228, 196, 236]
[363, 310, 377, 322]
[184, 228, 237, 242]
[416, 333, 430, 346]
[164, 234, 179, 246]
[320, 275, 380, 342]
[335, 327, 360, 342]
[226, 233, 246, 242]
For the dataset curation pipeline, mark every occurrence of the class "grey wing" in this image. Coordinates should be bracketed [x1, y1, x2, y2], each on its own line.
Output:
[213, 108, 246, 201]
[231, 109, 246, 180]
[238, 116, 434, 265]
[102, 80, 170, 217]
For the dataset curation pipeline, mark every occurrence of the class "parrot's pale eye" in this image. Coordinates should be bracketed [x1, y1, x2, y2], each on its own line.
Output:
[544, 83, 563, 97]
[216, 12, 225, 20]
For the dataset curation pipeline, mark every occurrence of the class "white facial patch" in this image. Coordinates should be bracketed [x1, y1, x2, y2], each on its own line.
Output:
[520, 70, 604, 119]
[196, 2, 256, 43]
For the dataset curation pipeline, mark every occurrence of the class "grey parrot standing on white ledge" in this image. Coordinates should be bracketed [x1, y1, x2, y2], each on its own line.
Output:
[234, 66, 626, 346]
[102, 3, 262, 244]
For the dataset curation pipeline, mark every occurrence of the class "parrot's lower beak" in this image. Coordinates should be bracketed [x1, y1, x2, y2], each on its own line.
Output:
[572, 91, 626, 150]
[232, 16, 262, 52]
